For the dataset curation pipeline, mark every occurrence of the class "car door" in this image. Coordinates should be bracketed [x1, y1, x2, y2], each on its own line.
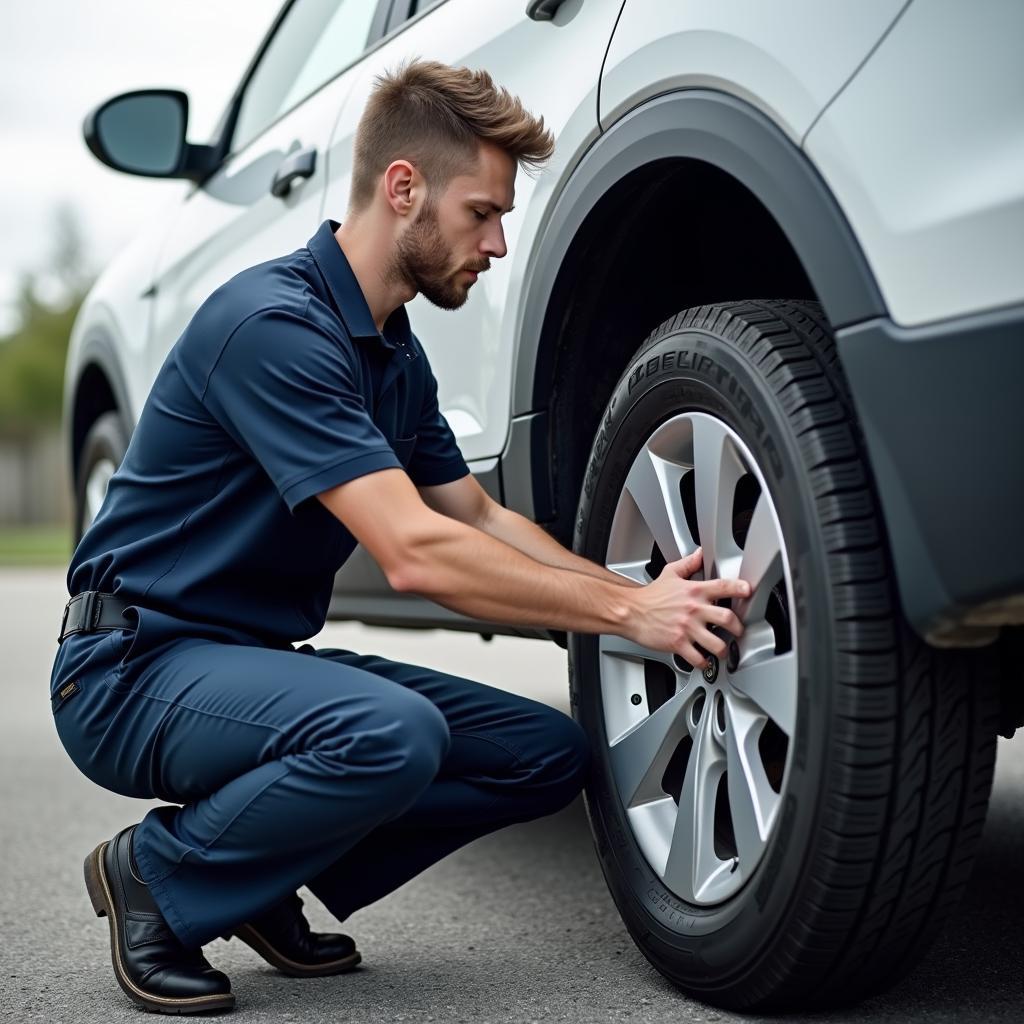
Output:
[322, 0, 627, 465]
[147, 0, 390, 383]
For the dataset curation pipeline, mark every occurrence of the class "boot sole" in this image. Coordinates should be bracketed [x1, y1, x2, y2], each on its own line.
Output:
[84, 841, 236, 1014]
[226, 924, 362, 978]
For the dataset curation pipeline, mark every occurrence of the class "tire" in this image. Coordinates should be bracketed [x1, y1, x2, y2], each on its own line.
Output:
[74, 411, 129, 546]
[569, 300, 1000, 1010]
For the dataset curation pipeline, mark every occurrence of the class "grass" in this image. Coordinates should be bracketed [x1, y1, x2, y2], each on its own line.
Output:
[0, 525, 73, 566]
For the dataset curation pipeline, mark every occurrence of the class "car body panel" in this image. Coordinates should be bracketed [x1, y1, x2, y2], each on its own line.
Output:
[64, 218, 174, 431]
[600, 0, 909, 143]
[804, 0, 1024, 326]
[835, 301, 1024, 645]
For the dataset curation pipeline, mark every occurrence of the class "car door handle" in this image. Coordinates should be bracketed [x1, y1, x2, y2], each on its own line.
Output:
[526, 0, 570, 21]
[270, 146, 317, 199]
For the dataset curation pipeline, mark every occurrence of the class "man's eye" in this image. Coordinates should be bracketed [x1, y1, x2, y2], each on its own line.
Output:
[473, 209, 487, 221]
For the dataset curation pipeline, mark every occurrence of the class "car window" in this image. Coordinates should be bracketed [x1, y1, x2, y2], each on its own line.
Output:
[407, 1, 443, 21]
[387, 0, 446, 32]
[232, 0, 380, 155]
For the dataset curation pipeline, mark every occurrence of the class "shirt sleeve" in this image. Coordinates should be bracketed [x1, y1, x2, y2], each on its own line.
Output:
[201, 305, 402, 514]
[405, 341, 471, 487]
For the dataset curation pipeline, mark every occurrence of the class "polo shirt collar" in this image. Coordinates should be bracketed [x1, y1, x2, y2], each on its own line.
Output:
[307, 218, 411, 351]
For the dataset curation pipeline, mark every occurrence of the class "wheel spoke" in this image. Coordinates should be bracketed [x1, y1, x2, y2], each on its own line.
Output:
[724, 695, 777, 868]
[605, 558, 650, 584]
[734, 492, 782, 620]
[599, 632, 677, 671]
[691, 416, 745, 580]
[663, 702, 726, 902]
[729, 650, 798, 736]
[623, 445, 691, 564]
[608, 679, 699, 807]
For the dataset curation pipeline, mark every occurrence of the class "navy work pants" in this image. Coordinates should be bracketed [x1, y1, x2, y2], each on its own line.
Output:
[50, 606, 590, 950]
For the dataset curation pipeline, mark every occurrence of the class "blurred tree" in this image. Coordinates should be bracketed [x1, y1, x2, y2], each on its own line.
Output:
[0, 202, 96, 439]
[50, 201, 97, 299]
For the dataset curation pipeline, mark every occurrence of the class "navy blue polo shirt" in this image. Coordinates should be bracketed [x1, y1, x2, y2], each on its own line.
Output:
[67, 218, 470, 645]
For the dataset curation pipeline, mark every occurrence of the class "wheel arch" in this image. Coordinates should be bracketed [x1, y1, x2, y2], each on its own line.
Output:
[66, 331, 134, 495]
[505, 88, 887, 547]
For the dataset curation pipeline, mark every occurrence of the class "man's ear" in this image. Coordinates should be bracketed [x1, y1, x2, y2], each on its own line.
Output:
[383, 160, 418, 218]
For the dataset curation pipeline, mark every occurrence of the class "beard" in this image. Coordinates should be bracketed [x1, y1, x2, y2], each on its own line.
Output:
[385, 199, 481, 311]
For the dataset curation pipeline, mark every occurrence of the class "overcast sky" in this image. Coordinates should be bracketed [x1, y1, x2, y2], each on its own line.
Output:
[1, 1, 284, 334]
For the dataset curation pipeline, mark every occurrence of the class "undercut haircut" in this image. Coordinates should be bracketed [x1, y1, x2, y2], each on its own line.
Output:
[348, 56, 555, 213]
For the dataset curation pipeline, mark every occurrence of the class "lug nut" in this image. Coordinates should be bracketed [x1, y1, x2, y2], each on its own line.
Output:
[727, 640, 740, 672]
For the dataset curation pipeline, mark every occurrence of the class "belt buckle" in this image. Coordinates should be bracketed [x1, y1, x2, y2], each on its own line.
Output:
[80, 591, 100, 633]
[58, 591, 102, 644]
[58, 599, 71, 643]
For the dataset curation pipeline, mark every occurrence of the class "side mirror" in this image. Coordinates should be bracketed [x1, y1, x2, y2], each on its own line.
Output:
[82, 89, 218, 182]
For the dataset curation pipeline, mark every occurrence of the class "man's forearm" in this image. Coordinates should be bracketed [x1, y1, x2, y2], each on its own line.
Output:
[323, 470, 746, 667]
[394, 511, 640, 636]
[479, 503, 643, 589]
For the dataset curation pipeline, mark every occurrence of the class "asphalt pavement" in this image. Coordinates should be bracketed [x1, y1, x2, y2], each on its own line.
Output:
[1, 568, 1021, 1023]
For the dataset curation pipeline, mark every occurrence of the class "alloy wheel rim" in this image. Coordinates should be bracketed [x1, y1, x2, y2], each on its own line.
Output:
[600, 411, 797, 905]
[83, 457, 116, 532]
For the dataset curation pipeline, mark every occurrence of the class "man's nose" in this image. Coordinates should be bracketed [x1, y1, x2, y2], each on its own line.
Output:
[482, 222, 507, 260]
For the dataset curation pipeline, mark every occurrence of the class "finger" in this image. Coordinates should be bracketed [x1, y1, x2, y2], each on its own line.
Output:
[678, 641, 707, 671]
[704, 605, 745, 637]
[699, 576, 752, 600]
[693, 626, 728, 658]
[666, 547, 703, 576]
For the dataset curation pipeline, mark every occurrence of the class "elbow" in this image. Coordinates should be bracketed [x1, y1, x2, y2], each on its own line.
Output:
[382, 537, 439, 596]
[386, 562, 422, 595]
[380, 512, 458, 595]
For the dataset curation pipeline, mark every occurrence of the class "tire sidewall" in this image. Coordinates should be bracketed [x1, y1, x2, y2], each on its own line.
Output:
[570, 323, 835, 986]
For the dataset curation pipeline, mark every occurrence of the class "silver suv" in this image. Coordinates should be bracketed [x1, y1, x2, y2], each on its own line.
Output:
[67, 0, 1023, 1009]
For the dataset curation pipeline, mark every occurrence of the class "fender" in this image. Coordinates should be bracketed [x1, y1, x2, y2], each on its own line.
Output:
[511, 88, 887, 416]
[64, 328, 135, 485]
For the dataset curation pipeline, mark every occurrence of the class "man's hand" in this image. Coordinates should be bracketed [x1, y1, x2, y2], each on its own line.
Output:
[626, 548, 749, 670]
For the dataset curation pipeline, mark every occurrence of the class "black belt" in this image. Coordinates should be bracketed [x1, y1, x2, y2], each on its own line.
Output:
[58, 591, 133, 643]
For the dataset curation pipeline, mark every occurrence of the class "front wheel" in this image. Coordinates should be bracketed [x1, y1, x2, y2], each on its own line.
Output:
[569, 300, 999, 1010]
[74, 411, 128, 545]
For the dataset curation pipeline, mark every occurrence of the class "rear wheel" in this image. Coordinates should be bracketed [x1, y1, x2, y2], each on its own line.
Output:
[74, 411, 128, 545]
[569, 300, 1000, 1010]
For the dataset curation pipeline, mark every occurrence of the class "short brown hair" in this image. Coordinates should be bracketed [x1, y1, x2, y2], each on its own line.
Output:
[348, 57, 554, 213]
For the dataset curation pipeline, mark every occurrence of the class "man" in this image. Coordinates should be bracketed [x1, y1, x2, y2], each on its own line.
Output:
[51, 59, 749, 1015]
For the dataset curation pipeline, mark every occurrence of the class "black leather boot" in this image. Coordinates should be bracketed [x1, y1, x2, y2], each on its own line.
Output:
[219, 891, 361, 977]
[84, 824, 234, 1014]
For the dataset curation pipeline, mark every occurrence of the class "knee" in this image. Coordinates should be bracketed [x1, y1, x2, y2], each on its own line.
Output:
[343, 690, 450, 792]
[531, 710, 591, 812]
[392, 692, 451, 784]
